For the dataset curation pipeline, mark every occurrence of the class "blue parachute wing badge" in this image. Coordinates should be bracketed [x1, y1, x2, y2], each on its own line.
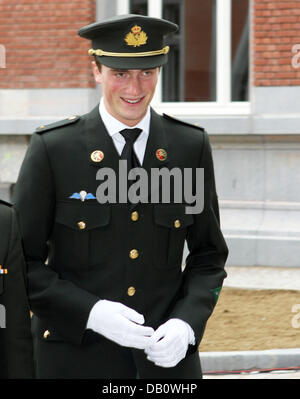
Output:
[69, 191, 96, 201]
[86, 193, 97, 200]
[69, 192, 81, 199]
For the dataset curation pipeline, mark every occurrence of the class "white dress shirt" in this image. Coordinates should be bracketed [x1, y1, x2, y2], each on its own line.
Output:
[99, 98, 150, 166]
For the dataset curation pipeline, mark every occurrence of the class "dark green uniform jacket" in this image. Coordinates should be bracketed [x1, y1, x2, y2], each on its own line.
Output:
[13, 105, 228, 379]
[0, 200, 34, 379]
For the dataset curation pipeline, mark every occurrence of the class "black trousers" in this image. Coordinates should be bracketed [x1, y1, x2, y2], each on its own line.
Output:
[33, 334, 202, 379]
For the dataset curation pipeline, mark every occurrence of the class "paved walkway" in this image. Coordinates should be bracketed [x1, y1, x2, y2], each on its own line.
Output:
[204, 369, 300, 379]
[223, 266, 300, 291]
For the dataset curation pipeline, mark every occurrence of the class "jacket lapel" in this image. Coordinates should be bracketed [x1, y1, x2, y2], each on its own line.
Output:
[84, 104, 120, 172]
[140, 108, 170, 205]
[142, 108, 170, 171]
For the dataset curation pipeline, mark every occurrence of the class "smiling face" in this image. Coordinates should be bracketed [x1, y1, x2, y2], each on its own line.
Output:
[92, 62, 160, 126]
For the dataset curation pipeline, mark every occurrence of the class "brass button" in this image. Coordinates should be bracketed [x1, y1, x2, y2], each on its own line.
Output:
[129, 249, 139, 259]
[174, 219, 181, 228]
[77, 221, 86, 230]
[39, 125, 45, 129]
[131, 211, 139, 222]
[127, 286, 136, 296]
[43, 330, 50, 339]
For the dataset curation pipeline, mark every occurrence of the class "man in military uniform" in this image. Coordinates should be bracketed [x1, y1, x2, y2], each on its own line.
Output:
[0, 199, 34, 378]
[13, 14, 228, 379]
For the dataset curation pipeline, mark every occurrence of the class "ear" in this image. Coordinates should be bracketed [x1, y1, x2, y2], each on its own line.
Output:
[91, 61, 102, 84]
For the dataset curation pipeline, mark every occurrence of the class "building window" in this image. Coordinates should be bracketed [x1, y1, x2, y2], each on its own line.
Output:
[231, 0, 249, 101]
[130, 0, 147, 15]
[120, 0, 249, 114]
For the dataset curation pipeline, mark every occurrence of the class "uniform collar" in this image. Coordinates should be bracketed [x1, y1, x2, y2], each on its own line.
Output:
[84, 104, 170, 206]
[99, 97, 150, 142]
[85, 104, 169, 169]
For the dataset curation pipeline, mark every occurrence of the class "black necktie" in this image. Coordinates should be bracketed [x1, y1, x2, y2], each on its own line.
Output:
[119, 128, 142, 170]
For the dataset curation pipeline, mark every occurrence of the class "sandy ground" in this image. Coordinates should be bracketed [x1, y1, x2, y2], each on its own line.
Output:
[199, 287, 300, 352]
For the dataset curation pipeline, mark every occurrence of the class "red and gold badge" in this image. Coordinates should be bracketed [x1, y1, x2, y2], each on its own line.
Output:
[156, 148, 167, 161]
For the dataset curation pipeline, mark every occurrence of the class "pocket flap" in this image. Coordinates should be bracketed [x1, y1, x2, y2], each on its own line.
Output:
[55, 202, 110, 231]
[154, 205, 194, 230]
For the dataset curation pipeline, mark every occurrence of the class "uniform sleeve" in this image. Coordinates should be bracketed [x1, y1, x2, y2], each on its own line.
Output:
[168, 131, 228, 352]
[13, 133, 99, 345]
[0, 207, 34, 379]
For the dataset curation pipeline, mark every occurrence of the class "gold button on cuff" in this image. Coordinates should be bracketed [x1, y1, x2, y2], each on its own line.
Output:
[43, 330, 50, 339]
[174, 219, 181, 228]
[129, 249, 139, 259]
[127, 286, 136, 296]
[39, 125, 45, 129]
[131, 211, 139, 221]
[77, 221, 86, 230]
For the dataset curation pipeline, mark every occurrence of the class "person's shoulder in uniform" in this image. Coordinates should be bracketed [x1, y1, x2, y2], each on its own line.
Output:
[28, 114, 86, 159]
[161, 113, 208, 148]
[34, 114, 82, 140]
[162, 113, 206, 133]
[0, 198, 34, 379]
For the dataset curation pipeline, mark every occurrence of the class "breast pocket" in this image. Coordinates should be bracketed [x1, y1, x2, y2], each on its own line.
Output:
[153, 205, 194, 270]
[51, 202, 111, 270]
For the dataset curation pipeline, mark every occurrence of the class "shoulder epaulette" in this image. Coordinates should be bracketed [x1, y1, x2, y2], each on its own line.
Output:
[35, 115, 80, 134]
[163, 113, 205, 132]
[0, 199, 12, 207]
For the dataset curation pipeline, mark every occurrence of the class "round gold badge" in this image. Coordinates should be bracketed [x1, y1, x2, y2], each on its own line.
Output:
[90, 150, 104, 163]
[156, 148, 167, 161]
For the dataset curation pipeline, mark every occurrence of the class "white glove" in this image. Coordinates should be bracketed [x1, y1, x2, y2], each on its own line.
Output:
[144, 318, 195, 368]
[86, 299, 155, 350]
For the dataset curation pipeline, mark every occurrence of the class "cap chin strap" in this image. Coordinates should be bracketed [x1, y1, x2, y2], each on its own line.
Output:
[88, 46, 169, 57]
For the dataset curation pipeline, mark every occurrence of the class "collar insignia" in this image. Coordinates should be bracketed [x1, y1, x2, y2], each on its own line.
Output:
[91, 150, 104, 163]
[156, 148, 167, 161]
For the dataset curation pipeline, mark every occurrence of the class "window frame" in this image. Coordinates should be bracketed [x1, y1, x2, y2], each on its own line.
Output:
[117, 0, 250, 116]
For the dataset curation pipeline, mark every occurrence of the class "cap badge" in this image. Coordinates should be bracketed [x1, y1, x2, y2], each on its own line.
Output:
[125, 25, 148, 47]
[156, 149, 167, 161]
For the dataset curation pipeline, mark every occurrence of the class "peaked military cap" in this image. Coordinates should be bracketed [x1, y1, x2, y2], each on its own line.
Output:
[78, 14, 178, 69]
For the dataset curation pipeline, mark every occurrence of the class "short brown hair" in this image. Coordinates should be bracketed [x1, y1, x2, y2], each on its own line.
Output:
[93, 56, 102, 72]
